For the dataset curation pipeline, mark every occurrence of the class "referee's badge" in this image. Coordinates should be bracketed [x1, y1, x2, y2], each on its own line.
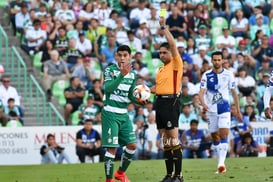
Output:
[167, 121, 172, 127]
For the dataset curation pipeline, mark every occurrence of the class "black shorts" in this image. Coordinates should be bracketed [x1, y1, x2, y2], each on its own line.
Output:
[155, 96, 180, 130]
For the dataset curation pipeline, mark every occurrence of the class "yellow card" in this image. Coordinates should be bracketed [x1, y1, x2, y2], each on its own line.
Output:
[159, 9, 167, 17]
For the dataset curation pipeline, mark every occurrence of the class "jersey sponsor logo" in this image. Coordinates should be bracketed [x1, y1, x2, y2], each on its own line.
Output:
[212, 92, 223, 104]
[113, 137, 118, 144]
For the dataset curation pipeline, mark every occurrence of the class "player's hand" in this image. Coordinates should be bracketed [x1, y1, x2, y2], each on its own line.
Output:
[264, 107, 272, 119]
[120, 62, 131, 76]
[236, 111, 243, 121]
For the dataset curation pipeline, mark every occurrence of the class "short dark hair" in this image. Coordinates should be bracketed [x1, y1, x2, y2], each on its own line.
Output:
[8, 98, 15, 103]
[84, 119, 93, 123]
[92, 79, 100, 84]
[211, 51, 223, 59]
[69, 76, 77, 84]
[190, 119, 199, 125]
[160, 42, 170, 50]
[47, 134, 55, 140]
[33, 19, 41, 25]
[117, 45, 131, 55]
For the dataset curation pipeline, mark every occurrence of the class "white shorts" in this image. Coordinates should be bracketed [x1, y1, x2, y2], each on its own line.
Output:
[206, 112, 231, 133]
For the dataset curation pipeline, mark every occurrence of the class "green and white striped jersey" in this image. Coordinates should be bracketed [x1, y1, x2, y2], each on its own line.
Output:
[103, 64, 137, 114]
[78, 104, 100, 120]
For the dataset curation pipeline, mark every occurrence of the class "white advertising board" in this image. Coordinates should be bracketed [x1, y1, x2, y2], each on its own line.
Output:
[0, 122, 272, 165]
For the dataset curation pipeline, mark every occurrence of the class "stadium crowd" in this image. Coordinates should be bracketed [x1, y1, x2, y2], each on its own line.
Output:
[2, 0, 273, 159]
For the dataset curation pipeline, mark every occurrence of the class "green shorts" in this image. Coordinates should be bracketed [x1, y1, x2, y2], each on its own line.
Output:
[101, 109, 136, 148]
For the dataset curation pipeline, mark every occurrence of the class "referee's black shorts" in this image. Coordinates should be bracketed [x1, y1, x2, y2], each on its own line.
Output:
[155, 95, 180, 130]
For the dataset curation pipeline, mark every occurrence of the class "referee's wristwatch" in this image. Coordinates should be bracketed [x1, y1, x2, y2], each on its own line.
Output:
[161, 25, 167, 30]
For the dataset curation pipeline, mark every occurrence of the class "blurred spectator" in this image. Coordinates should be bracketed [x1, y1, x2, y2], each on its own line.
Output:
[124, 30, 142, 56]
[187, 9, 207, 37]
[0, 75, 20, 107]
[42, 13, 55, 35]
[129, 0, 150, 29]
[181, 119, 209, 159]
[54, 2, 76, 26]
[76, 119, 104, 163]
[216, 27, 236, 55]
[132, 62, 150, 85]
[93, 0, 112, 26]
[75, 21, 84, 38]
[134, 107, 145, 124]
[250, 14, 270, 40]
[43, 50, 70, 101]
[191, 45, 211, 71]
[78, 2, 94, 30]
[135, 115, 153, 160]
[266, 130, 273, 156]
[115, 17, 129, 45]
[94, 28, 116, 62]
[230, 104, 253, 157]
[147, 7, 160, 36]
[194, 25, 214, 52]
[248, 5, 269, 26]
[78, 94, 101, 124]
[100, 35, 118, 68]
[146, 112, 158, 159]
[210, 0, 229, 19]
[86, 18, 106, 45]
[76, 32, 92, 57]
[63, 38, 84, 72]
[0, 64, 5, 80]
[252, 35, 273, 69]
[236, 132, 262, 157]
[181, 75, 198, 95]
[230, 9, 249, 38]
[235, 67, 256, 97]
[48, 0, 62, 15]
[239, 54, 256, 78]
[166, 6, 187, 39]
[191, 94, 202, 122]
[151, 28, 166, 58]
[135, 19, 152, 50]
[0, 100, 7, 126]
[104, 9, 119, 30]
[40, 134, 71, 164]
[64, 76, 85, 125]
[4, 98, 23, 124]
[257, 73, 270, 113]
[71, 0, 84, 19]
[88, 79, 104, 108]
[156, 132, 164, 159]
[49, 25, 68, 57]
[177, 42, 193, 67]
[235, 39, 250, 55]
[15, 3, 29, 35]
[72, 57, 96, 90]
[40, 40, 54, 71]
[9, 0, 26, 35]
[250, 29, 263, 52]
[21, 19, 47, 56]
[257, 60, 271, 83]
[31, 0, 48, 11]
[186, 37, 198, 56]
[143, 101, 155, 118]
[183, 61, 194, 83]
[243, 104, 260, 122]
[23, 9, 36, 32]
[178, 103, 198, 124]
[127, 102, 136, 124]
[35, 3, 48, 22]
[179, 84, 193, 112]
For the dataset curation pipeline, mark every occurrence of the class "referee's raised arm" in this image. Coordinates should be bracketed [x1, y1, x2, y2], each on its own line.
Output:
[159, 16, 179, 59]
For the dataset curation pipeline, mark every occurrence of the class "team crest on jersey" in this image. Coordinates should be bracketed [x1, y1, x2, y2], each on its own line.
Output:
[209, 77, 214, 82]
[113, 70, 120, 77]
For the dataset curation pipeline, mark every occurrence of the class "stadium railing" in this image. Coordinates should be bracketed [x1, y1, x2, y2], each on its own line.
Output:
[0, 24, 8, 65]
[10, 46, 27, 98]
[29, 74, 66, 125]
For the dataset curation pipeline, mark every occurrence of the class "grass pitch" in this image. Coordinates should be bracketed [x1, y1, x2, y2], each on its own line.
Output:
[1, 158, 273, 182]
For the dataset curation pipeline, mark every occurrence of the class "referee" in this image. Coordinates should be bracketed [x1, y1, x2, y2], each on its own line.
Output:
[150, 16, 183, 182]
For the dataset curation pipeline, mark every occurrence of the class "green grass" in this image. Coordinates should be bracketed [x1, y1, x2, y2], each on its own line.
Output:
[1, 158, 273, 182]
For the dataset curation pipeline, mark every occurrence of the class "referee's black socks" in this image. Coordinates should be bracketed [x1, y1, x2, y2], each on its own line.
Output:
[163, 145, 183, 177]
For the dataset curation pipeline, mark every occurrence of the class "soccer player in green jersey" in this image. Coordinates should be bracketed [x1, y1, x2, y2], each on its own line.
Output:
[102, 45, 144, 182]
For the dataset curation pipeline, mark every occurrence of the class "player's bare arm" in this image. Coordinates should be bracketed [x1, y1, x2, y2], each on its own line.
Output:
[199, 88, 209, 112]
[231, 88, 243, 121]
